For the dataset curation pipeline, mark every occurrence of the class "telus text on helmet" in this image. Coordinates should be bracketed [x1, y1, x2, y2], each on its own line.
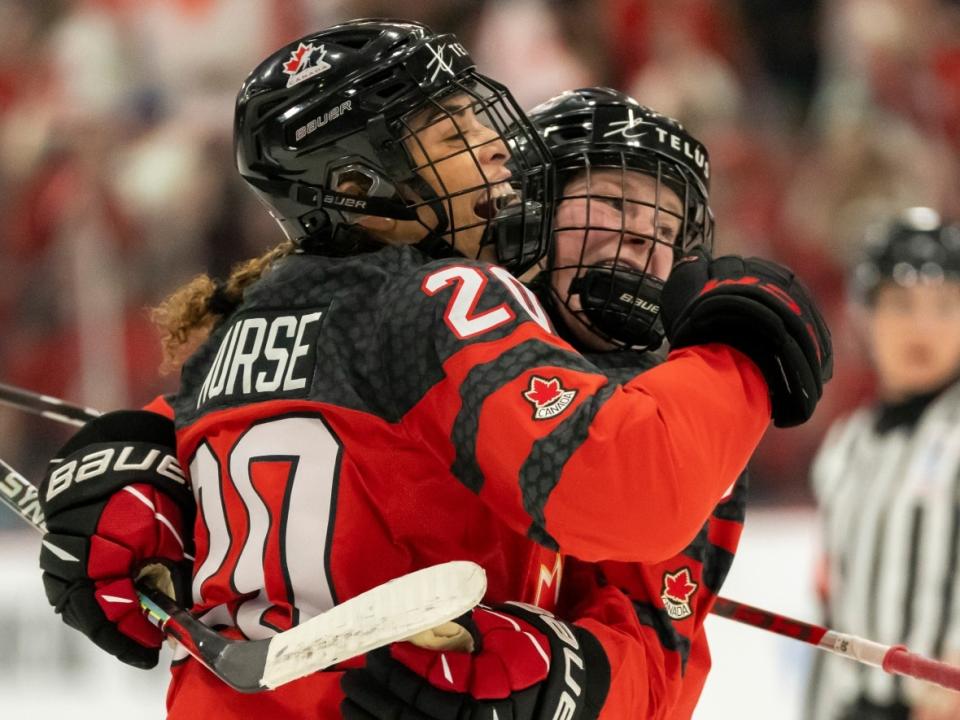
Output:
[653, 128, 710, 179]
[600, 110, 709, 180]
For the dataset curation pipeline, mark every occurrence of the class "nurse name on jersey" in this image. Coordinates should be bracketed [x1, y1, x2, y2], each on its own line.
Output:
[197, 309, 323, 409]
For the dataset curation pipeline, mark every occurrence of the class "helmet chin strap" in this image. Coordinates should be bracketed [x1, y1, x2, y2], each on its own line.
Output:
[249, 172, 466, 260]
[402, 174, 463, 261]
[253, 159, 534, 267]
[543, 282, 608, 353]
[367, 113, 460, 260]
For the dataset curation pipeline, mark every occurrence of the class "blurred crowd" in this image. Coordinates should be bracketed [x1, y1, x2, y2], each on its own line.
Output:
[2, 0, 960, 514]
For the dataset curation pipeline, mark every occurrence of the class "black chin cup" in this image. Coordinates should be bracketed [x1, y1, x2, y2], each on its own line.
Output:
[483, 200, 545, 274]
[569, 267, 666, 349]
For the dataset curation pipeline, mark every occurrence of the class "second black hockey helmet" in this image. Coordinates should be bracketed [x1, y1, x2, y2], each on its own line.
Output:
[529, 87, 713, 349]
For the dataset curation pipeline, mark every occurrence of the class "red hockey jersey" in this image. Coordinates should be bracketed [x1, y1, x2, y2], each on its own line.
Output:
[560, 472, 749, 719]
[156, 245, 768, 718]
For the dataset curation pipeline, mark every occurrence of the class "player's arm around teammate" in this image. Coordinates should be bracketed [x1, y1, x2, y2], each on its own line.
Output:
[341, 88, 821, 720]
[374, 88, 829, 565]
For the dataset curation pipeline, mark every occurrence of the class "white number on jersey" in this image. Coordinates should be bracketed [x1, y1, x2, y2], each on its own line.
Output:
[422, 265, 552, 339]
[189, 415, 340, 640]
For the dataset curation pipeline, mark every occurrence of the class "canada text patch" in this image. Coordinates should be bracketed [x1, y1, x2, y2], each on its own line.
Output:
[661, 567, 698, 620]
[523, 376, 577, 420]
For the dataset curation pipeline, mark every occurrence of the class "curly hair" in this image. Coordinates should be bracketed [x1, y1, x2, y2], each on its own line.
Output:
[152, 241, 296, 372]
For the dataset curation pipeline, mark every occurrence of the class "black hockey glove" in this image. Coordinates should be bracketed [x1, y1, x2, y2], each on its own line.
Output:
[660, 247, 833, 427]
[341, 603, 610, 720]
[38, 410, 195, 669]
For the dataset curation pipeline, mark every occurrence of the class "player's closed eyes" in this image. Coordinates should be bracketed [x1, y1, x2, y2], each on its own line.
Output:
[587, 195, 680, 240]
[595, 195, 625, 213]
[430, 116, 496, 157]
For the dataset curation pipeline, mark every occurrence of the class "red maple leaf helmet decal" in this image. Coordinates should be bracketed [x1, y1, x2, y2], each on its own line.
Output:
[280, 42, 331, 88]
[525, 377, 562, 406]
[283, 43, 314, 75]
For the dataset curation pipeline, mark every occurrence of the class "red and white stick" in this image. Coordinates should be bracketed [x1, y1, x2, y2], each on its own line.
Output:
[712, 597, 960, 692]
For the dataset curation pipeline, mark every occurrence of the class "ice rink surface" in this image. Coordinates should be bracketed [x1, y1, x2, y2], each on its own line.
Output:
[0, 509, 819, 719]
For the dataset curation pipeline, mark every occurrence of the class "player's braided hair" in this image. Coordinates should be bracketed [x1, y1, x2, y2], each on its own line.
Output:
[152, 240, 295, 372]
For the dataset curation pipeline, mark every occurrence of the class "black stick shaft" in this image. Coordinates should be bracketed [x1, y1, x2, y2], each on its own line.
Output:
[0, 381, 100, 427]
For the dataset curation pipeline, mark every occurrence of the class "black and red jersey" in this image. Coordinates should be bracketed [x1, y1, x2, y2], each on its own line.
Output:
[156, 245, 768, 719]
[546, 348, 750, 720]
[560, 471, 748, 719]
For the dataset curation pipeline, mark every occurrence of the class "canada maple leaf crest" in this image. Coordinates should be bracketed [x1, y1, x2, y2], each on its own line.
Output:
[282, 43, 330, 87]
[283, 43, 315, 74]
[523, 376, 577, 420]
[661, 568, 698, 620]
[525, 377, 561, 405]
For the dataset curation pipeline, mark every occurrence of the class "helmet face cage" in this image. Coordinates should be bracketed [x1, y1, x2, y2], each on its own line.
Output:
[853, 207, 960, 304]
[551, 151, 712, 349]
[530, 89, 713, 350]
[234, 21, 552, 274]
[392, 75, 552, 271]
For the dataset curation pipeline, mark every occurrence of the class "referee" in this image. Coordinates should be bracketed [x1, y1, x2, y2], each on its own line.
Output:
[807, 207, 960, 720]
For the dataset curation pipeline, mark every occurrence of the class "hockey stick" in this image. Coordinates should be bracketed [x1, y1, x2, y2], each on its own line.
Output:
[7, 383, 959, 692]
[0, 455, 486, 691]
[711, 597, 960, 692]
[0, 380, 100, 426]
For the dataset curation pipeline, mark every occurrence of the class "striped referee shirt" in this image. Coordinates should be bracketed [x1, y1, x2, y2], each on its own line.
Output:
[807, 377, 960, 716]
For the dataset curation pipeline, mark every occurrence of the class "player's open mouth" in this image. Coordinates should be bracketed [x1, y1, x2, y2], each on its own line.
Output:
[473, 182, 519, 220]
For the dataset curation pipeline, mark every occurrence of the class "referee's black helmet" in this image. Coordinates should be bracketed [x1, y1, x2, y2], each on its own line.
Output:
[852, 207, 960, 304]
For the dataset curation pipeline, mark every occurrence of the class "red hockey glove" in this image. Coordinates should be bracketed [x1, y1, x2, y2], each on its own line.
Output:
[38, 411, 195, 669]
[660, 247, 833, 427]
[341, 603, 610, 720]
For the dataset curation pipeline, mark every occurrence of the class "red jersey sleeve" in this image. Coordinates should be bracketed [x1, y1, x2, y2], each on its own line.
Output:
[142, 394, 175, 419]
[382, 260, 769, 563]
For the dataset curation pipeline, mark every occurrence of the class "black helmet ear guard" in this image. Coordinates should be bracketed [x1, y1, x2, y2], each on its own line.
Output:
[234, 19, 554, 274]
[529, 87, 713, 350]
[851, 207, 960, 304]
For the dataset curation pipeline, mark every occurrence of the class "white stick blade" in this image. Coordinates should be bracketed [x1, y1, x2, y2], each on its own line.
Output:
[260, 560, 486, 689]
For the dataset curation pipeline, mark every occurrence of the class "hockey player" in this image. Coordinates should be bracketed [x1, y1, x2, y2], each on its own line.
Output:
[36, 21, 830, 719]
[340, 89, 763, 719]
[807, 208, 960, 720]
[539, 88, 753, 719]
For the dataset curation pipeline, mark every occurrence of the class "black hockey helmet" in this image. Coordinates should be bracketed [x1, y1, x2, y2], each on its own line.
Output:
[235, 19, 552, 273]
[852, 207, 960, 304]
[529, 87, 713, 349]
